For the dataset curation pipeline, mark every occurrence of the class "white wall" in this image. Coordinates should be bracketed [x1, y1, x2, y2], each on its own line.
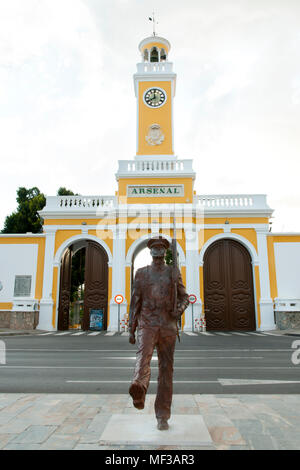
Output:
[274, 242, 300, 298]
[0, 244, 38, 303]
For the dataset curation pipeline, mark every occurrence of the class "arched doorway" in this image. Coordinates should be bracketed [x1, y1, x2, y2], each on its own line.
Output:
[129, 235, 182, 296]
[203, 239, 256, 331]
[57, 240, 108, 331]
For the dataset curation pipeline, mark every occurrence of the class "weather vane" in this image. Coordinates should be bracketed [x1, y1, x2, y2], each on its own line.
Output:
[148, 11, 158, 37]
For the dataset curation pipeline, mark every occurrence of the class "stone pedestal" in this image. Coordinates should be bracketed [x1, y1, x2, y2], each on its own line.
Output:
[99, 414, 213, 447]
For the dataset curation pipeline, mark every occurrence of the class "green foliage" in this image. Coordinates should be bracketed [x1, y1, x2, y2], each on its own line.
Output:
[165, 248, 173, 265]
[1, 187, 46, 234]
[57, 187, 77, 196]
[70, 248, 85, 302]
[1, 186, 80, 234]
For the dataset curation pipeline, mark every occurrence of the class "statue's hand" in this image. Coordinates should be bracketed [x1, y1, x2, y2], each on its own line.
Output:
[129, 332, 136, 344]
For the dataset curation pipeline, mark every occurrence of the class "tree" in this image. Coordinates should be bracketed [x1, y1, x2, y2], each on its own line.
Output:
[1, 187, 46, 234]
[165, 248, 173, 265]
[57, 187, 76, 196]
[71, 248, 85, 302]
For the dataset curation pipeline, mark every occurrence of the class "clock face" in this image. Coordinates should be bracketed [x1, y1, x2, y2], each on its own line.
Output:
[144, 88, 166, 108]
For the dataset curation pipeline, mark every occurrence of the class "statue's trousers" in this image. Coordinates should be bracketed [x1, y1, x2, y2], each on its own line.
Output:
[132, 327, 177, 420]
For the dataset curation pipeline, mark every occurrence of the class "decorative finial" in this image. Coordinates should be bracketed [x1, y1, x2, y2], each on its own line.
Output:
[148, 11, 158, 37]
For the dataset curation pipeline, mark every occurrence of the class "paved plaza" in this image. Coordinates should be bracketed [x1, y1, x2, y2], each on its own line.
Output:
[0, 392, 299, 450]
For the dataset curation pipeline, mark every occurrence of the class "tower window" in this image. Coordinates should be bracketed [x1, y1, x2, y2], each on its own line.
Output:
[150, 47, 159, 62]
[160, 48, 167, 61]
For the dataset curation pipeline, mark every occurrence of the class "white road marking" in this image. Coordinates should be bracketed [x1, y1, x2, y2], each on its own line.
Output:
[184, 332, 198, 336]
[260, 332, 280, 336]
[231, 332, 249, 336]
[71, 332, 85, 336]
[247, 332, 266, 336]
[88, 332, 101, 336]
[66, 380, 219, 384]
[4, 348, 292, 352]
[1, 366, 295, 370]
[105, 332, 116, 336]
[218, 378, 300, 386]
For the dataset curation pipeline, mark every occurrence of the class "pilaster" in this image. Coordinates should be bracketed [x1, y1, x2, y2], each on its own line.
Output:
[108, 228, 127, 331]
[37, 227, 56, 331]
[256, 227, 276, 330]
[184, 228, 201, 331]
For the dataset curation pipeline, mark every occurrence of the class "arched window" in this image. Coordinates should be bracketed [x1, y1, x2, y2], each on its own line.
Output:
[143, 49, 149, 62]
[160, 48, 167, 61]
[150, 47, 159, 62]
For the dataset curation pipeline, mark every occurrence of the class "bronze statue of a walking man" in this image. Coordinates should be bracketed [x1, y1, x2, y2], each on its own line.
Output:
[128, 236, 189, 431]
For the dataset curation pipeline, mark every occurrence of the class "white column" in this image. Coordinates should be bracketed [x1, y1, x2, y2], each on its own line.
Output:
[108, 228, 127, 331]
[256, 227, 276, 331]
[184, 228, 201, 331]
[37, 227, 56, 331]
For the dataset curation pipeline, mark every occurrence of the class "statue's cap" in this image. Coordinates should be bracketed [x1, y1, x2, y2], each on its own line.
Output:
[147, 236, 170, 250]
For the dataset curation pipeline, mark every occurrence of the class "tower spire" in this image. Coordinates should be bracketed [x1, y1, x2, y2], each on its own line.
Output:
[148, 11, 158, 37]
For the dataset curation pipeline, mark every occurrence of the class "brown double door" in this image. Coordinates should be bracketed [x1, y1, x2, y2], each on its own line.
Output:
[203, 239, 256, 331]
[58, 241, 108, 331]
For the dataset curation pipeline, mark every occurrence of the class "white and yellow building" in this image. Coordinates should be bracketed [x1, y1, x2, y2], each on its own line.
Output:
[1, 34, 300, 332]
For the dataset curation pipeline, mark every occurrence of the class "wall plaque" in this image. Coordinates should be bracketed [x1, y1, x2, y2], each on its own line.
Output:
[127, 184, 184, 197]
[14, 276, 32, 297]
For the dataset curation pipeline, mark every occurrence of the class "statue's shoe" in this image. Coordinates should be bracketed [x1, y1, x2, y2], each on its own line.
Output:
[129, 381, 145, 410]
[157, 418, 169, 431]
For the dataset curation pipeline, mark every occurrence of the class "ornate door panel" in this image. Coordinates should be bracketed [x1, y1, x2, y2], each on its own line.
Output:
[203, 241, 228, 330]
[83, 241, 108, 331]
[58, 247, 72, 330]
[227, 241, 256, 330]
[204, 239, 255, 331]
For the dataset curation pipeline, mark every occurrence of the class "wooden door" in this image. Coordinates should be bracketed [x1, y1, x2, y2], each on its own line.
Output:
[82, 241, 108, 331]
[58, 246, 73, 330]
[203, 239, 256, 331]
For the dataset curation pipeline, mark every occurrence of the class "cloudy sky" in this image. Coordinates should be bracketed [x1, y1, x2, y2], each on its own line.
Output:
[1, 0, 300, 232]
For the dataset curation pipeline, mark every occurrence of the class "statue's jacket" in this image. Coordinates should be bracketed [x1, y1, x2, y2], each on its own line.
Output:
[129, 264, 189, 337]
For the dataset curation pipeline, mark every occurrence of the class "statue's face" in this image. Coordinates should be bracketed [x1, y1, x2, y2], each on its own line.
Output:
[150, 245, 166, 259]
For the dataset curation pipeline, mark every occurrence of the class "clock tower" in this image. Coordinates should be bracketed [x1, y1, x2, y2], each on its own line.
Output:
[134, 36, 176, 158]
[116, 32, 195, 204]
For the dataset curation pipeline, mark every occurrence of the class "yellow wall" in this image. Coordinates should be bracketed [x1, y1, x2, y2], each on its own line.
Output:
[88, 229, 113, 256]
[0, 302, 13, 310]
[200, 229, 223, 251]
[125, 266, 131, 314]
[54, 230, 81, 255]
[52, 266, 59, 328]
[44, 218, 117, 226]
[108, 266, 112, 325]
[141, 41, 170, 54]
[254, 265, 261, 328]
[34, 238, 45, 300]
[203, 218, 269, 225]
[138, 80, 173, 155]
[199, 266, 204, 305]
[180, 266, 186, 330]
[231, 228, 258, 252]
[267, 236, 278, 299]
